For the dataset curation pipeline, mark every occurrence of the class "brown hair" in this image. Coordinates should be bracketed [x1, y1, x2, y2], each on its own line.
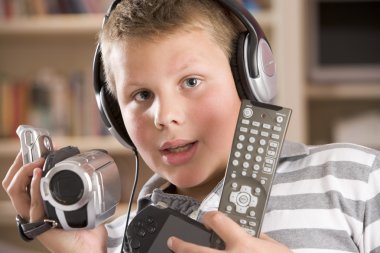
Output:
[99, 0, 244, 95]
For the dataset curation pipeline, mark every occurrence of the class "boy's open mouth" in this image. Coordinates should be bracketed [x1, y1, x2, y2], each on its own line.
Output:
[161, 141, 197, 154]
[166, 143, 194, 153]
[160, 141, 198, 165]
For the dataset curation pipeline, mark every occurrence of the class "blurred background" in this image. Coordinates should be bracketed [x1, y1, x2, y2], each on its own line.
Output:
[0, 0, 379, 252]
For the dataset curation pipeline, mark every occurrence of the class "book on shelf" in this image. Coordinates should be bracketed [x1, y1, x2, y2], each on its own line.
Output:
[237, 0, 270, 12]
[0, 0, 112, 19]
[0, 69, 107, 138]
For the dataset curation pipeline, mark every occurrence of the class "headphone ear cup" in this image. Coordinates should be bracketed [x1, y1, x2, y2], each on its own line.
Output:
[230, 32, 255, 101]
[99, 87, 136, 150]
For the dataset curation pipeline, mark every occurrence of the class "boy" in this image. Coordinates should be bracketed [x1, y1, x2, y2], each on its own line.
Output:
[3, 0, 380, 253]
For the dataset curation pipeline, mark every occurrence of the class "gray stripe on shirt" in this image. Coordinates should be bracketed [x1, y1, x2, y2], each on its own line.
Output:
[267, 191, 365, 221]
[267, 228, 359, 252]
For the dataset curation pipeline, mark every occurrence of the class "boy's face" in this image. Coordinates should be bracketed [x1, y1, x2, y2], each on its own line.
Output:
[108, 28, 241, 197]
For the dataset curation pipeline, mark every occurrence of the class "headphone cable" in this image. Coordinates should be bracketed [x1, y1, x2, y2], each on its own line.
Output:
[121, 149, 140, 253]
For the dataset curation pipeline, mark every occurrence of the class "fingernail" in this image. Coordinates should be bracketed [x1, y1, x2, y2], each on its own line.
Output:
[167, 237, 173, 249]
[33, 168, 40, 177]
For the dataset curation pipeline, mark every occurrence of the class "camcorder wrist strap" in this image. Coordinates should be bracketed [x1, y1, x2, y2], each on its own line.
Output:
[16, 214, 58, 241]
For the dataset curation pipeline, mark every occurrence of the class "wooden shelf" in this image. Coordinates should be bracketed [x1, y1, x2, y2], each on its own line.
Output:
[307, 83, 380, 100]
[0, 10, 273, 36]
[0, 135, 132, 157]
[0, 14, 103, 35]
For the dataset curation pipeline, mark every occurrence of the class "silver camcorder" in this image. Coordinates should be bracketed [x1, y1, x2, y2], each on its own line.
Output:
[16, 125, 121, 230]
[40, 148, 121, 230]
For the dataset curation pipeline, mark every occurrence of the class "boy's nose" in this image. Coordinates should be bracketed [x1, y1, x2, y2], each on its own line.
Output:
[153, 98, 184, 130]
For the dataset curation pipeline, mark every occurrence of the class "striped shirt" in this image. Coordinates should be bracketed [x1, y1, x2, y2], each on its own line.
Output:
[106, 141, 380, 253]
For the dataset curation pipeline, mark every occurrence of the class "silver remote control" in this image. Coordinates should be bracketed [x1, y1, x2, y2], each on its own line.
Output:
[211, 100, 291, 249]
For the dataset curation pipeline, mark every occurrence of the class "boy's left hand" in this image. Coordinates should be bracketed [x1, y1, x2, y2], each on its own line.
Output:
[167, 211, 292, 253]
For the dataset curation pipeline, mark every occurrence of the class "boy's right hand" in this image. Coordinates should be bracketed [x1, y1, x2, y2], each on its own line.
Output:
[2, 152, 107, 253]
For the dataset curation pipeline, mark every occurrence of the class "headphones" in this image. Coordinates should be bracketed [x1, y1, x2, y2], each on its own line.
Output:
[93, 0, 277, 151]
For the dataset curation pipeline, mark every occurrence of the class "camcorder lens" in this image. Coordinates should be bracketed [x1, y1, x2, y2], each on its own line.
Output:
[50, 171, 84, 205]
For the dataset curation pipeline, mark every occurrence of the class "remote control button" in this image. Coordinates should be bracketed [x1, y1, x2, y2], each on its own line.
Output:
[243, 108, 253, 118]
[250, 129, 259, 135]
[273, 126, 282, 132]
[243, 162, 249, 169]
[276, 116, 284, 123]
[249, 211, 256, 217]
[245, 228, 256, 236]
[232, 159, 239, 166]
[249, 137, 256, 143]
[226, 205, 233, 212]
[261, 131, 269, 137]
[263, 167, 272, 173]
[242, 170, 247, 176]
[237, 143, 243, 149]
[271, 133, 280, 140]
[253, 164, 260, 171]
[269, 141, 279, 148]
[232, 182, 238, 188]
[255, 156, 262, 162]
[242, 119, 250, 125]
[231, 172, 237, 178]
[239, 135, 245, 141]
[257, 147, 264, 154]
[240, 127, 248, 133]
[245, 153, 252, 160]
[263, 123, 271, 129]
[260, 179, 266, 185]
[252, 121, 260, 127]
[249, 221, 257, 227]
[237, 193, 250, 206]
[247, 145, 254, 152]
[259, 139, 267, 146]
[255, 187, 261, 194]
[240, 219, 247, 225]
[234, 151, 241, 158]
[252, 173, 257, 178]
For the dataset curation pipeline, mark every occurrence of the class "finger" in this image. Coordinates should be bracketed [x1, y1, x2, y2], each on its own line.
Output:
[5, 158, 45, 219]
[202, 211, 249, 247]
[167, 236, 220, 253]
[2, 151, 23, 189]
[30, 168, 45, 222]
[7, 158, 44, 195]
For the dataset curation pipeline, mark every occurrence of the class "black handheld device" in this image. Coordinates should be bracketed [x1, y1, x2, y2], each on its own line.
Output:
[127, 205, 212, 253]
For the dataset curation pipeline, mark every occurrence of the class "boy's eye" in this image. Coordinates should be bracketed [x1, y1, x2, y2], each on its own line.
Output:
[133, 90, 152, 102]
[183, 78, 201, 88]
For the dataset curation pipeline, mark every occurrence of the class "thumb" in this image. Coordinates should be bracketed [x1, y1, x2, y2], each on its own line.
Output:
[29, 168, 45, 222]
